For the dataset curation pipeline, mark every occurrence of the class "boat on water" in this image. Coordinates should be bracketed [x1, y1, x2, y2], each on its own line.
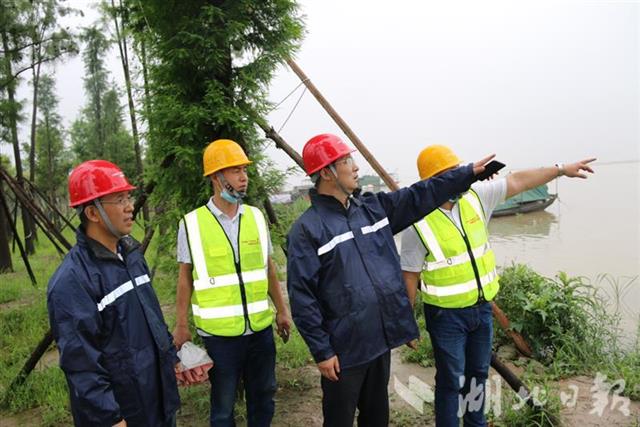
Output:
[492, 184, 557, 217]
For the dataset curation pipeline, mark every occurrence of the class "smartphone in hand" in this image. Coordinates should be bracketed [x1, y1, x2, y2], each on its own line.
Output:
[476, 160, 506, 181]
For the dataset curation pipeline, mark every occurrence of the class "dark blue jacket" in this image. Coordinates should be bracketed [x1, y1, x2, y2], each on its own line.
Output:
[287, 165, 476, 369]
[47, 230, 180, 427]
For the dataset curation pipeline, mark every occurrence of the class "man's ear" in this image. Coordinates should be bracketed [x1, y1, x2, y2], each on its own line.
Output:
[319, 167, 334, 182]
[83, 205, 101, 224]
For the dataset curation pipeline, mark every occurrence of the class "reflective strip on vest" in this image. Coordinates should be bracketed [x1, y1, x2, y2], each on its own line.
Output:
[192, 299, 269, 320]
[424, 242, 490, 272]
[361, 217, 389, 235]
[97, 274, 150, 312]
[413, 220, 446, 262]
[185, 210, 208, 282]
[423, 270, 497, 297]
[318, 231, 354, 256]
[248, 205, 270, 266]
[193, 268, 267, 291]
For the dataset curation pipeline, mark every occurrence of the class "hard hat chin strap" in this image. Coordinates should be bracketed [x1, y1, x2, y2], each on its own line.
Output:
[329, 164, 354, 200]
[93, 199, 125, 239]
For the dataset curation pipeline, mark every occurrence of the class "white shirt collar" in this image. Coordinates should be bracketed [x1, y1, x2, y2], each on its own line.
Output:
[207, 198, 244, 221]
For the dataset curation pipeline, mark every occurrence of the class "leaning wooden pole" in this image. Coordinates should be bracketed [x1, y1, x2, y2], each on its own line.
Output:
[286, 59, 537, 390]
[286, 59, 397, 187]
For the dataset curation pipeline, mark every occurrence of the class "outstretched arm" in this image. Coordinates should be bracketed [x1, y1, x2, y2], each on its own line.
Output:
[506, 158, 596, 199]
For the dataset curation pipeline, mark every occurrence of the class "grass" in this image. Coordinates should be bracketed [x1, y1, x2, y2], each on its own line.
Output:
[0, 225, 74, 425]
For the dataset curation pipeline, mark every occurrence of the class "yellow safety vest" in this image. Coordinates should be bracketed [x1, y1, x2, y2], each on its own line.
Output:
[183, 204, 272, 336]
[413, 190, 499, 308]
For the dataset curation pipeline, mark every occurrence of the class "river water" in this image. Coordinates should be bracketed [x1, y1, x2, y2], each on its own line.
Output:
[486, 161, 639, 338]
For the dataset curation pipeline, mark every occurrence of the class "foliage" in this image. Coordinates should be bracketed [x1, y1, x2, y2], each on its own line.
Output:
[128, 0, 304, 236]
[494, 264, 616, 372]
[0, 0, 77, 90]
[401, 307, 435, 367]
[70, 26, 137, 176]
[33, 74, 70, 204]
[489, 379, 562, 427]
[270, 197, 309, 252]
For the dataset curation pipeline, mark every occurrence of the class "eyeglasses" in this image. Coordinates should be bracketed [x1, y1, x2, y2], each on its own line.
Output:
[335, 156, 355, 167]
[100, 195, 135, 207]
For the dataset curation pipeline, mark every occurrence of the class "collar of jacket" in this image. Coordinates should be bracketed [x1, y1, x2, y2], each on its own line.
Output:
[76, 228, 141, 261]
[309, 188, 363, 213]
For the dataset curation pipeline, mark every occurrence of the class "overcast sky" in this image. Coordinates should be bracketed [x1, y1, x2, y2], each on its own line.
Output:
[7, 0, 639, 187]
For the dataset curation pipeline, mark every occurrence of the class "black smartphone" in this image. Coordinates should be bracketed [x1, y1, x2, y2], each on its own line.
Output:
[475, 160, 506, 181]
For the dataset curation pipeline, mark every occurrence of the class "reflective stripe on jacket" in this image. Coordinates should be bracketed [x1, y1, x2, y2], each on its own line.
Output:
[184, 204, 272, 336]
[414, 190, 499, 308]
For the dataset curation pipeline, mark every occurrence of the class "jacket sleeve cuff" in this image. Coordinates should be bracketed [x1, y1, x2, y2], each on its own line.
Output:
[462, 163, 477, 187]
[311, 348, 336, 364]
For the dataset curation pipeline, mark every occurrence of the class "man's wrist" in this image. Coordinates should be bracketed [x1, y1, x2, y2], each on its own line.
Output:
[555, 163, 565, 177]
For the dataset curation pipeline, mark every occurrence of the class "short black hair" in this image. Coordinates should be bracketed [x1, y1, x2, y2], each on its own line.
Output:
[78, 205, 90, 228]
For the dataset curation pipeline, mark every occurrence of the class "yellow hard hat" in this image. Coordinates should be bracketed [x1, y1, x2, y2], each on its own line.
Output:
[417, 145, 461, 179]
[202, 139, 252, 177]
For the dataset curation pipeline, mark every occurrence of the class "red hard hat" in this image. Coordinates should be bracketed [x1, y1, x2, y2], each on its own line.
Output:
[302, 133, 355, 175]
[68, 160, 136, 207]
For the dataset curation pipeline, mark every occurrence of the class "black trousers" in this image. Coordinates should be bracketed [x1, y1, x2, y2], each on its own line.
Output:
[321, 351, 391, 427]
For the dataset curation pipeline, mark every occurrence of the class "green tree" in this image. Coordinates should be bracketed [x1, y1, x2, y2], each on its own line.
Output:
[34, 74, 69, 208]
[77, 26, 109, 157]
[130, 1, 304, 231]
[106, 0, 149, 224]
[26, 0, 77, 184]
[1, 0, 76, 254]
[71, 26, 137, 176]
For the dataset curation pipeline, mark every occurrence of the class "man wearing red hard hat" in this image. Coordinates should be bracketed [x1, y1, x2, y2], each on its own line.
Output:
[47, 160, 180, 426]
[286, 134, 494, 426]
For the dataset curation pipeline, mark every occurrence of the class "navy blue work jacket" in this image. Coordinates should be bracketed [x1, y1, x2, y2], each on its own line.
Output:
[47, 230, 180, 426]
[287, 164, 476, 369]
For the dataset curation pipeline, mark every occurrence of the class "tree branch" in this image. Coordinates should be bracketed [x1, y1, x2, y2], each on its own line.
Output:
[0, 47, 75, 89]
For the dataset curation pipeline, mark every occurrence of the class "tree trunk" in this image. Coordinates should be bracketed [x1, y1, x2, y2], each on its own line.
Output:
[2, 30, 36, 254]
[112, 0, 149, 225]
[28, 61, 41, 183]
[0, 182, 13, 273]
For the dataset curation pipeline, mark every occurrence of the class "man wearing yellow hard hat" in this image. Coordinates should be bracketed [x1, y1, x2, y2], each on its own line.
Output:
[173, 139, 291, 426]
[401, 145, 595, 426]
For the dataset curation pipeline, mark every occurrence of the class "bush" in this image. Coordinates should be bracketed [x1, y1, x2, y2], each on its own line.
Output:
[495, 264, 617, 374]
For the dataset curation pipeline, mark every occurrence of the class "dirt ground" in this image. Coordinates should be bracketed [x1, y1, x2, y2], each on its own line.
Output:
[177, 349, 640, 426]
[3, 349, 639, 426]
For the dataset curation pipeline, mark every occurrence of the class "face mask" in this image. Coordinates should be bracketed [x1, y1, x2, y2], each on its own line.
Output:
[217, 172, 246, 204]
[221, 189, 241, 204]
